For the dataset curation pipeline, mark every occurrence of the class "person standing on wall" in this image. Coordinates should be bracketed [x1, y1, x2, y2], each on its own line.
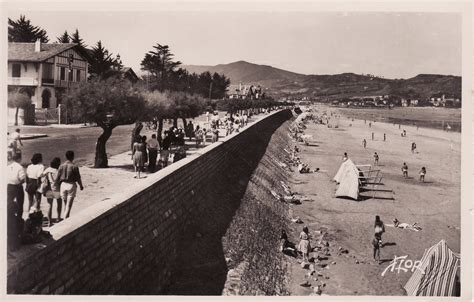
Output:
[160, 131, 172, 168]
[55, 151, 84, 219]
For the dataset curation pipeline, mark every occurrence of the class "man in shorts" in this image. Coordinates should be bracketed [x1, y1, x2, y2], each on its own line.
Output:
[55, 151, 84, 219]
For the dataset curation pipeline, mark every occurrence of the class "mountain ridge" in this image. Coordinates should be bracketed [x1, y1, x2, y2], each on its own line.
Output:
[182, 61, 461, 99]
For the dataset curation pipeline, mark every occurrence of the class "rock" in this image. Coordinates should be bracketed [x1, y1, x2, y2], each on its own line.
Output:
[355, 260, 359, 264]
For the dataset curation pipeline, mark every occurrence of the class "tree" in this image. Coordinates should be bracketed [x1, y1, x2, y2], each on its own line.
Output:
[8, 90, 32, 126]
[8, 15, 49, 42]
[67, 79, 146, 168]
[88, 41, 121, 80]
[141, 44, 182, 92]
[69, 29, 90, 61]
[57, 30, 70, 43]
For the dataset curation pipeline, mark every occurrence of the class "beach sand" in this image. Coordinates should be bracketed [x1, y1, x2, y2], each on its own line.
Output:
[287, 104, 461, 296]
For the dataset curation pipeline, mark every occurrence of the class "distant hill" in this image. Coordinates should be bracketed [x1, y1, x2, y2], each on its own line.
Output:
[183, 61, 461, 99]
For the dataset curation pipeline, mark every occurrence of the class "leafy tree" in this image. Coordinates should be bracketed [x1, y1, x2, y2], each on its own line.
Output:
[8, 89, 32, 126]
[67, 79, 146, 168]
[88, 40, 121, 80]
[8, 15, 49, 42]
[141, 44, 182, 91]
[57, 30, 70, 43]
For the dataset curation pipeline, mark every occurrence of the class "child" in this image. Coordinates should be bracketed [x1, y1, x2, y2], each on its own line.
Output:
[372, 235, 381, 264]
[298, 226, 311, 263]
[374, 152, 379, 166]
[419, 167, 426, 182]
[402, 162, 408, 178]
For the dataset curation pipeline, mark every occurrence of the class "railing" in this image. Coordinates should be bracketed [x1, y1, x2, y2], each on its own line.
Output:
[54, 80, 81, 88]
[7, 77, 39, 86]
[35, 107, 61, 125]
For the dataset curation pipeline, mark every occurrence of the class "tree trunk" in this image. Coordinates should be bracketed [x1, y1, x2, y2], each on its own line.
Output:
[157, 118, 164, 145]
[173, 118, 178, 128]
[95, 126, 113, 168]
[14, 107, 19, 126]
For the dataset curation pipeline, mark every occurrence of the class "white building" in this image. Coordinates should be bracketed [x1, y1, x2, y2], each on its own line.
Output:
[8, 40, 88, 109]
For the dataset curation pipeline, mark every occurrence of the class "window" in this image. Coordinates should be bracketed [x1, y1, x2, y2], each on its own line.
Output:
[76, 69, 81, 82]
[60, 67, 66, 80]
[12, 64, 21, 77]
[42, 63, 54, 84]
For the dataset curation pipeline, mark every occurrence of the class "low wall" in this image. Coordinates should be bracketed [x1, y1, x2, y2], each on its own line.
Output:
[7, 109, 293, 295]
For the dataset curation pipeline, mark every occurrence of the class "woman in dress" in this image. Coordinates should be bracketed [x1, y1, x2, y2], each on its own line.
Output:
[374, 215, 385, 246]
[132, 136, 147, 179]
[25, 153, 45, 212]
[298, 226, 311, 263]
[42, 157, 62, 226]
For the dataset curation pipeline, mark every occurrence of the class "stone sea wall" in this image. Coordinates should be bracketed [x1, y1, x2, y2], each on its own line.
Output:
[7, 109, 293, 295]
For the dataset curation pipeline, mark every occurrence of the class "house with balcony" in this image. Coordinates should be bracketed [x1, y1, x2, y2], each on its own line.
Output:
[8, 40, 88, 109]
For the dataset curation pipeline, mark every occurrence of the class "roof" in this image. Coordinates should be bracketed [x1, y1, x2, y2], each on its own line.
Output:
[8, 42, 77, 62]
[404, 240, 460, 296]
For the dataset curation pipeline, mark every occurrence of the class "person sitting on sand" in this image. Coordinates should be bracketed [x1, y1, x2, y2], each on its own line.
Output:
[402, 162, 408, 178]
[298, 163, 320, 174]
[342, 152, 348, 162]
[280, 230, 297, 257]
[298, 226, 311, 263]
[419, 167, 426, 182]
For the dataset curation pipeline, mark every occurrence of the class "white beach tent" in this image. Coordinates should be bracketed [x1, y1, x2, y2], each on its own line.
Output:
[404, 240, 460, 296]
[334, 159, 360, 200]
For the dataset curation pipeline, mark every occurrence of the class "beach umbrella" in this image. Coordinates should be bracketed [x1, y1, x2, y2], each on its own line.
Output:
[404, 240, 460, 296]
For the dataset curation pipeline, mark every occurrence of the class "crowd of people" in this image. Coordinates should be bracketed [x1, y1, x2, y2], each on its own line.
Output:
[7, 147, 83, 253]
[130, 111, 253, 178]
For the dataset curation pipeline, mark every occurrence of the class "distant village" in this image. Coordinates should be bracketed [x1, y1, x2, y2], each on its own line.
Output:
[279, 94, 461, 108]
[227, 83, 267, 100]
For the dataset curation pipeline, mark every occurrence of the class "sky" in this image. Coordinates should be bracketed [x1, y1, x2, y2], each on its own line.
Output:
[7, 9, 462, 79]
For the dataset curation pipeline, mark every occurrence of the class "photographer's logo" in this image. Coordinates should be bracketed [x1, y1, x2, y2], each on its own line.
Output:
[381, 255, 424, 277]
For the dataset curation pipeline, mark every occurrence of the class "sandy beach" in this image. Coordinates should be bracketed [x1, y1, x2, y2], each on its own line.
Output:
[287, 104, 460, 295]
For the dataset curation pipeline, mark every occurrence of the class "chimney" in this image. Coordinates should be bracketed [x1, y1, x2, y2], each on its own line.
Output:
[35, 38, 41, 52]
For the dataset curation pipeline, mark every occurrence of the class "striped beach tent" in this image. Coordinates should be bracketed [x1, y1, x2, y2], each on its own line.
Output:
[404, 240, 460, 296]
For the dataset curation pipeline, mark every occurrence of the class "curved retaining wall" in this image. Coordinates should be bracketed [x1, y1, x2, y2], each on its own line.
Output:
[7, 109, 293, 295]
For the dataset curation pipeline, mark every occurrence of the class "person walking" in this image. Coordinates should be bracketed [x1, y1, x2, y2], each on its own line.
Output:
[374, 215, 385, 246]
[419, 167, 426, 182]
[42, 157, 63, 226]
[160, 131, 172, 168]
[55, 151, 84, 219]
[187, 121, 195, 140]
[374, 152, 379, 166]
[411, 142, 417, 153]
[9, 128, 23, 154]
[25, 153, 44, 212]
[402, 162, 408, 178]
[7, 151, 26, 252]
[362, 139, 367, 148]
[132, 136, 147, 179]
[371, 132, 374, 140]
[298, 226, 311, 263]
[383, 133, 386, 141]
[147, 134, 159, 172]
[372, 235, 381, 264]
